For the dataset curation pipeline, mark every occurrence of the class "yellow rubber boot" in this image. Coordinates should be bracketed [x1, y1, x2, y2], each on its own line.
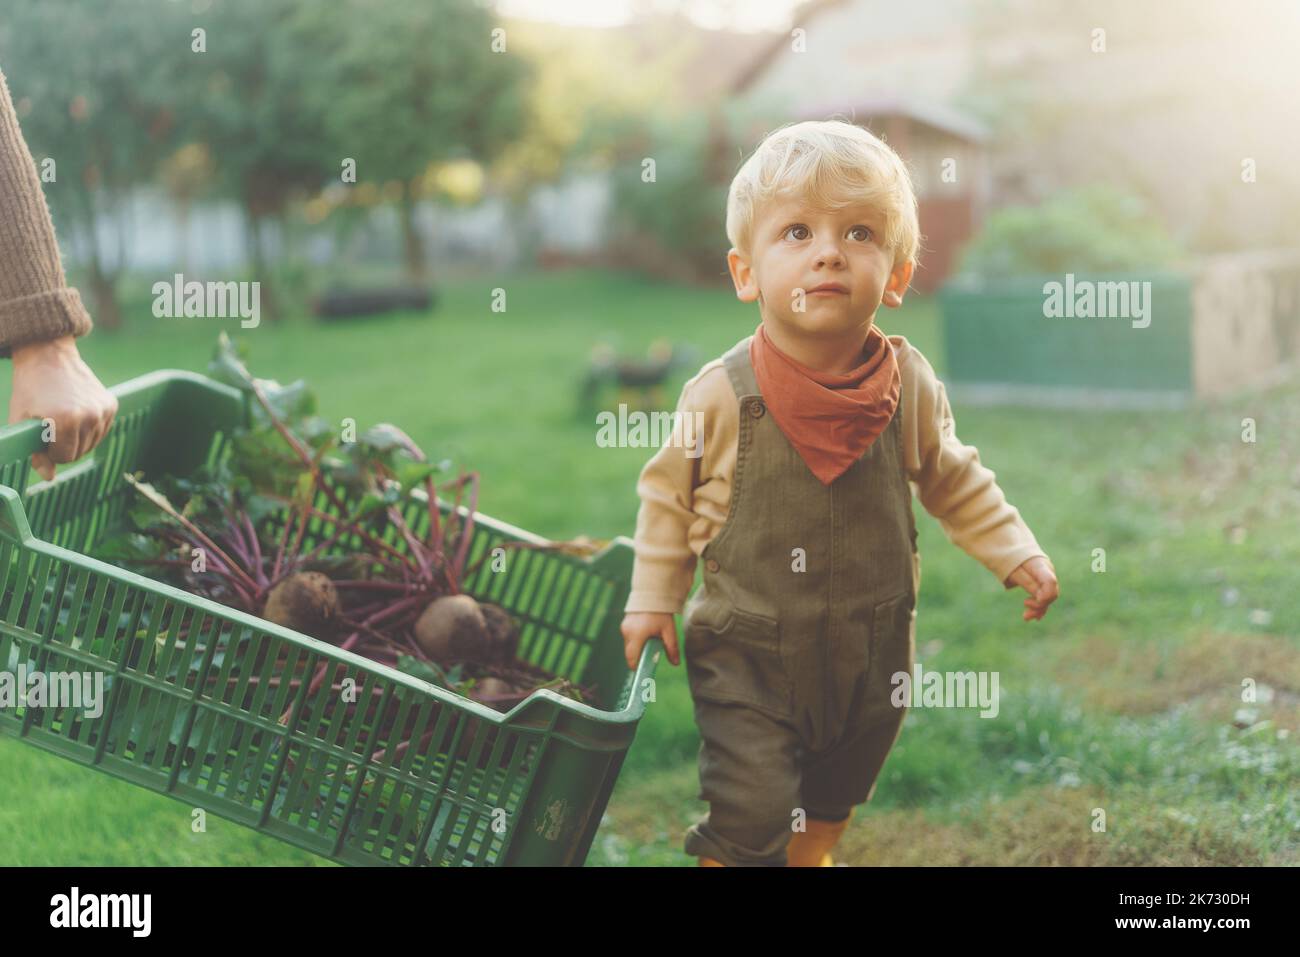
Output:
[698, 856, 726, 866]
[787, 815, 851, 866]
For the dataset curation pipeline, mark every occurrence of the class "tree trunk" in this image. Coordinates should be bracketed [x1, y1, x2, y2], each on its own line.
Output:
[85, 261, 123, 331]
[399, 187, 427, 282]
[245, 212, 279, 322]
[176, 202, 191, 277]
[71, 183, 122, 331]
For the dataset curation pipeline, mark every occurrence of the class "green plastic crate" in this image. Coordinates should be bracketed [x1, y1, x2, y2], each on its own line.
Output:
[0, 370, 656, 866]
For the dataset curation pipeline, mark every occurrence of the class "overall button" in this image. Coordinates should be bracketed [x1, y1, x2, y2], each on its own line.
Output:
[705, 558, 720, 573]
[749, 401, 765, 418]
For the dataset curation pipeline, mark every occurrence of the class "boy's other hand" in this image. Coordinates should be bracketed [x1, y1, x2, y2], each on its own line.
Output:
[1005, 556, 1058, 621]
[621, 612, 679, 669]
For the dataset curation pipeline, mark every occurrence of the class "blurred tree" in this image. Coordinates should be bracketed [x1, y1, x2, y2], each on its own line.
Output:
[954, 184, 1186, 278]
[0, 0, 187, 329]
[169, 0, 342, 320]
[292, 0, 532, 282]
[159, 142, 217, 277]
[489, 18, 682, 267]
[604, 108, 731, 284]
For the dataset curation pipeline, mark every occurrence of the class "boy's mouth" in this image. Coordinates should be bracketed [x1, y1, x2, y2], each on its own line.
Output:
[807, 282, 849, 295]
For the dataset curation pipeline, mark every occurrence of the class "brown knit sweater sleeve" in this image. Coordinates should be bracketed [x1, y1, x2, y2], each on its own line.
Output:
[0, 64, 93, 359]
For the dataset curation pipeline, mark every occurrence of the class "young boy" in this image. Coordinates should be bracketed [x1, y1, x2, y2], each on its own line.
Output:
[620, 120, 1059, 867]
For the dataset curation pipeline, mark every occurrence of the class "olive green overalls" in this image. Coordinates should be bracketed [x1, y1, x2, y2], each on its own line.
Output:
[682, 334, 919, 867]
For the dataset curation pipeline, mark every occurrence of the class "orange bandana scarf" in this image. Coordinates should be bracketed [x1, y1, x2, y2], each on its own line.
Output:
[749, 322, 901, 485]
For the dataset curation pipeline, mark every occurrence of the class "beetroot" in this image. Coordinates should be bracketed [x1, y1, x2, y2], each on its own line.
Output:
[480, 601, 520, 660]
[263, 571, 340, 639]
[413, 594, 487, 660]
[413, 593, 521, 664]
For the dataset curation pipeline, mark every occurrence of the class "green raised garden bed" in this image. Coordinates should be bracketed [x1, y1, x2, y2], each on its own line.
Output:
[937, 271, 1195, 406]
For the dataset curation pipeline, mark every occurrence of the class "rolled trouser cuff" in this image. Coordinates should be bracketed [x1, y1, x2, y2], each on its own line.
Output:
[684, 819, 788, 867]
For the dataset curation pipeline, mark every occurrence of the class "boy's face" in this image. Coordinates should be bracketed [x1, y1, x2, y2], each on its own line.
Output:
[726, 193, 914, 344]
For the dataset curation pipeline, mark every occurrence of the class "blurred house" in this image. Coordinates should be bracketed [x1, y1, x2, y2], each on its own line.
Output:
[525, 0, 997, 288]
[723, 0, 992, 293]
[758, 93, 989, 294]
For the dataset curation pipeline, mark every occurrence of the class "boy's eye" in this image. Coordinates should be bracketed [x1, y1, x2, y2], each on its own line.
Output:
[783, 224, 874, 242]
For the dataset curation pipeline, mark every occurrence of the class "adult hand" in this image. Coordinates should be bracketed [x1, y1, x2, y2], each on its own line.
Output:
[7, 336, 118, 481]
[1004, 555, 1059, 622]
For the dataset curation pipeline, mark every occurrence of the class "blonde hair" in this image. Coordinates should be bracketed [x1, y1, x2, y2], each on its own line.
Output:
[725, 119, 922, 274]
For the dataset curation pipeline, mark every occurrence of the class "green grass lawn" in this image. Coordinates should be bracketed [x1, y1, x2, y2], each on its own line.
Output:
[1, 266, 1296, 865]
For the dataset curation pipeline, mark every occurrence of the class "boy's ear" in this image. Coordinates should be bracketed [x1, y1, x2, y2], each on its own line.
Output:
[726, 247, 760, 303]
[881, 259, 914, 308]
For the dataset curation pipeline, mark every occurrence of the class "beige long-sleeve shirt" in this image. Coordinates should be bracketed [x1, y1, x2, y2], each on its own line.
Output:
[0, 64, 94, 358]
[624, 332, 1051, 615]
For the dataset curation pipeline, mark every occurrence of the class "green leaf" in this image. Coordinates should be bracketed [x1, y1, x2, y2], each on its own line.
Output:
[394, 460, 442, 489]
[95, 532, 165, 563]
[256, 379, 314, 424]
[207, 332, 255, 390]
[357, 424, 408, 453]
[352, 493, 388, 521]
[396, 655, 450, 689]
[292, 471, 316, 510]
[244, 493, 285, 527]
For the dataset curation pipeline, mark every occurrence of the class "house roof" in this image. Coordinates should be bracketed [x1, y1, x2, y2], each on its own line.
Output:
[727, 0, 854, 93]
[725, 0, 987, 143]
[795, 94, 990, 143]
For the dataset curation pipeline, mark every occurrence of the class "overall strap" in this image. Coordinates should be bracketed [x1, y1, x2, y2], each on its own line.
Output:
[720, 335, 759, 400]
